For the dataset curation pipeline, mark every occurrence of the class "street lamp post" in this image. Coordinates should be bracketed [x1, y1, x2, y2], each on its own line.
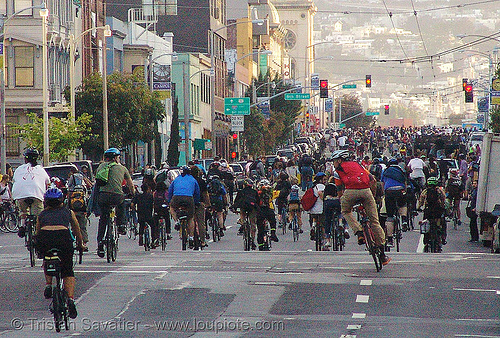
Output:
[40, 7, 49, 165]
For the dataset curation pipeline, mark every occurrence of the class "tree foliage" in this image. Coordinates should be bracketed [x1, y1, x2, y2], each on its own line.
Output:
[490, 106, 500, 133]
[71, 72, 165, 160]
[334, 94, 373, 128]
[241, 78, 302, 157]
[13, 112, 92, 162]
[167, 97, 180, 166]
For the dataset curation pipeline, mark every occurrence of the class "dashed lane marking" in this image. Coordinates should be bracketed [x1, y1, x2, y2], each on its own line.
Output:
[346, 325, 361, 330]
[416, 234, 425, 253]
[360, 279, 372, 286]
[453, 288, 498, 293]
[352, 313, 366, 319]
[356, 295, 369, 303]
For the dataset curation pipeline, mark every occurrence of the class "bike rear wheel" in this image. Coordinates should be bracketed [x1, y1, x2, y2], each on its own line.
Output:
[364, 226, 382, 272]
[3, 212, 18, 233]
[243, 223, 251, 251]
[292, 217, 299, 242]
[159, 220, 166, 251]
[52, 286, 62, 332]
[144, 225, 151, 251]
[315, 225, 322, 251]
[181, 222, 188, 250]
[27, 221, 36, 267]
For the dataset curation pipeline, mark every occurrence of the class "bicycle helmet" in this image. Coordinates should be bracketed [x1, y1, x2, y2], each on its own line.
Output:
[104, 147, 120, 158]
[291, 184, 300, 191]
[44, 188, 64, 207]
[180, 166, 190, 176]
[388, 158, 398, 166]
[331, 150, 350, 160]
[427, 177, 439, 186]
[23, 148, 39, 160]
[315, 172, 326, 179]
[258, 179, 270, 189]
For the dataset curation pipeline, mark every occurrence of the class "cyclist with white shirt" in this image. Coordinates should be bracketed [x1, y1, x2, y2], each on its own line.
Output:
[12, 149, 50, 237]
[407, 155, 427, 192]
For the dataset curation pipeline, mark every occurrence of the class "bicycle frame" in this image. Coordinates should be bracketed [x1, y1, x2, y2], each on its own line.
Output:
[355, 205, 383, 272]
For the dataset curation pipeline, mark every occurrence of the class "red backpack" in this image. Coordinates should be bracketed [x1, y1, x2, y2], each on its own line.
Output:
[301, 187, 318, 211]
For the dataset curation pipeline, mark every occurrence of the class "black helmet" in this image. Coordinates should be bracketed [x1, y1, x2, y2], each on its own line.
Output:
[23, 148, 39, 160]
[181, 166, 191, 176]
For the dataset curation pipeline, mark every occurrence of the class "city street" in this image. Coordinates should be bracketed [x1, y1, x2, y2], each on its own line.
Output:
[0, 202, 498, 337]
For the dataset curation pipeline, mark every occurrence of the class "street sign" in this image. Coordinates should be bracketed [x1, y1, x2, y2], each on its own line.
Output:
[339, 123, 346, 128]
[491, 91, 500, 105]
[365, 111, 380, 116]
[311, 74, 319, 90]
[325, 98, 333, 112]
[285, 93, 311, 100]
[477, 114, 485, 124]
[342, 84, 356, 89]
[231, 115, 244, 132]
[224, 97, 250, 115]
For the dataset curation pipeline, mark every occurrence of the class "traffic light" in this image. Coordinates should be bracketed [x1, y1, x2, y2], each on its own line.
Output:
[384, 105, 389, 115]
[231, 151, 238, 159]
[366, 75, 372, 88]
[462, 78, 468, 91]
[465, 84, 473, 103]
[305, 112, 310, 119]
[232, 133, 238, 146]
[320, 80, 328, 98]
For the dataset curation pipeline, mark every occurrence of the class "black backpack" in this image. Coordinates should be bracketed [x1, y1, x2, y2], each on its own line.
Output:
[208, 179, 224, 196]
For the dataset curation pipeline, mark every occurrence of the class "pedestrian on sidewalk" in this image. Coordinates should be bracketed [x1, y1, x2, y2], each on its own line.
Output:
[466, 180, 479, 242]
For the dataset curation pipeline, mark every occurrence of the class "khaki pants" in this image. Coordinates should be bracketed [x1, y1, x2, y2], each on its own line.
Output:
[194, 204, 207, 242]
[16, 198, 44, 217]
[340, 188, 385, 246]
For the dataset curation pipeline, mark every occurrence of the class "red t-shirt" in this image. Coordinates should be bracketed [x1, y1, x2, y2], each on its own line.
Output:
[337, 161, 371, 190]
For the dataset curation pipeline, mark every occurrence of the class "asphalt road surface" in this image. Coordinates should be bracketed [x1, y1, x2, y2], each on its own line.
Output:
[0, 201, 498, 337]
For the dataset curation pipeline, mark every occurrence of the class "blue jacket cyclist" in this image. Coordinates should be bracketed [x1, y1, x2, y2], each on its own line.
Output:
[167, 166, 200, 246]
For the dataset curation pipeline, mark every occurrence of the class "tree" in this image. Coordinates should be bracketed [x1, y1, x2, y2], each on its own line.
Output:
[334, 94, 373, 128]
[167, 97, 180, 166]
[490, 106, 500, 133]
[71, 72, 165, 160]
[13, 112, 92, 162]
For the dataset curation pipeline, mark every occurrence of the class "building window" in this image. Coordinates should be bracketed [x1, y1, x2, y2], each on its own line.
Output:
[0, 0, 6, 16]
[6, 115, 20, 156]
[15, 46, 34, 87]
[15, 0, 33, 15]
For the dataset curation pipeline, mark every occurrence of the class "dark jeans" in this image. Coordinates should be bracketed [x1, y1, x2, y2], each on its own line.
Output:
[324, 199, 341, 238]
[256, 206, 276, 245]
[469, 214, 479, 241]
[97, 192, 126, 243]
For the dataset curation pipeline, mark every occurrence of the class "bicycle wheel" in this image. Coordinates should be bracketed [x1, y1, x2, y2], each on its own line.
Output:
[144, 225, 151, 251]
[52, 286, 62, 332]
[292, 217, 299, 242]
[395, 216, 402, 253]
[315, 225, 322, 251]
[332, 218, 339, 251]
[211, 215, 218, 242]
[281, 209, 287, 235]
[27, 222, 36, 267]
[364, 226, 382, 272]
[4, 212, 18, 233]
[159, 219, 166, 251]
[62, 290, 69, 330]
[243, 223, 251, 251]
[181, 222, 188, 250]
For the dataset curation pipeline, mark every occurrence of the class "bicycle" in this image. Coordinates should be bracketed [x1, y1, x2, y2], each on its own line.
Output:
[241, 209, 253, 251]
[104, 208, 118, 263]
[314, 221, 324, 251]
[44, 249, 69, 332]
[157, 205, 168, 251]
[142, 221, 151, 251]
[0, 201, 18, 233]
[126, 201, 138, 240]
[175, 204, 189, 251]
[390, 213, 403, 253]
[279, 204, 287, 235]
[425, 218, 442, 253]
[291, 213, 300, 242]
[452, 200, 460, 230]
[355, 204, 383, 272]
[331, 214, 345, 251]
[207, 207, 220, 243]
[23, 198, 37, 267]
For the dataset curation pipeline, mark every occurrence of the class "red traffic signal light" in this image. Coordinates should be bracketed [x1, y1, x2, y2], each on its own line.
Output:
[231, 152, 237, 159]
[366, 75, 372, 88]
[462, 78, 468, 90]
[232, 133, 238, 139]
[305, 112, 310, 118]
[384, 105, 389, 115]
[320, 80, 328, 98]
[465, 84, 473, 103]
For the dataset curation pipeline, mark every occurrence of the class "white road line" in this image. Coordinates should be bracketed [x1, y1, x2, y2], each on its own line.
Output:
[167, 281, 192, 290]
[352, 313, 366, 319]
[346, 324, 361, 330]
[360, 279, 372, 286]
[486, 276, 500, 279]
[416, 234, 425, 253]
[453, 288, 498, 293]
[356, 295, 369, 303]
[455, 334, 500, 337]
[340, 335, 357, 338]
[115, 289, 146, 318]
[455, 319, 499, 322]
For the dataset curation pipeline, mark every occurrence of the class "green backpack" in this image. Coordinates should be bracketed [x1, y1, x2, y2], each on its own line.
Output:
[95, 162, 117, 186]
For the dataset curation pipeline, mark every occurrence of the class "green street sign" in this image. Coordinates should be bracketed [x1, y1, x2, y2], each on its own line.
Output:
[340, 123, 346, 128]
[224, 97, 250, 115]
[342, 84, 356, 89]
[285, 93, 311, 100]
[365, 111, 380, 116]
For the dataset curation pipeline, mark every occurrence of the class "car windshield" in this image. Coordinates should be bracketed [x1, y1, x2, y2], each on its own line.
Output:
[471, 135, 483, 141]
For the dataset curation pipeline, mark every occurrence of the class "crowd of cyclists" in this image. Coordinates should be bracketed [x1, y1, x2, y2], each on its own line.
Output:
[0, 124, 484, 319]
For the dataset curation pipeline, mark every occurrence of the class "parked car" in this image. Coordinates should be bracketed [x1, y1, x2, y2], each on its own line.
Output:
[468, 132, 485, 150]
[276, 148, 294, 160]
[59, 160, 94, 181]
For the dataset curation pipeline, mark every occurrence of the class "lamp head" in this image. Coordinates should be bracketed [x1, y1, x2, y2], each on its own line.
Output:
[104, 25, 112, 37]
[39, 8, 49, 17]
